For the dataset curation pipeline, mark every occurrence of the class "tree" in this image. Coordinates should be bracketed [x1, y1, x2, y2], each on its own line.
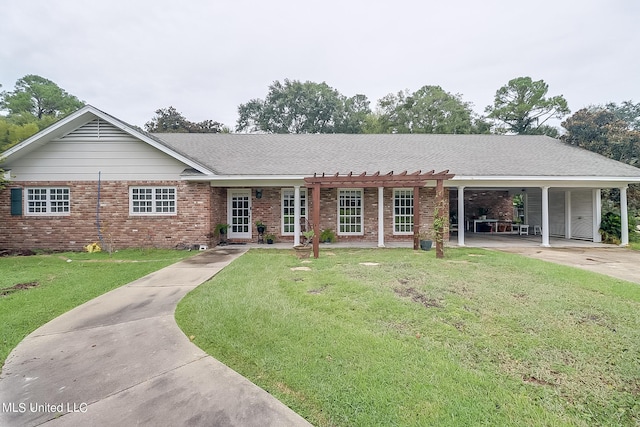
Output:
[485, 76, 570, 136]
[1, 75, 84, 120]
[562, 103, 640, 212]
[144, 106, 226, 133]
[236, 79, 371, 133]
[562, 104, 640, 166]
[605, 101, 640, 131]
[375, 85, 487, 134]
[0, 117, 39, 151]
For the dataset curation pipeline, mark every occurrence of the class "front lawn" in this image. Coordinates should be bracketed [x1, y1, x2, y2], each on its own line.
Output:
[0, 249, 196, 369]
[176, 248, 640, 427]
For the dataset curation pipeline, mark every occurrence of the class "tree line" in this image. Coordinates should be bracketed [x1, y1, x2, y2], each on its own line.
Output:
[1, 74, 639, 172]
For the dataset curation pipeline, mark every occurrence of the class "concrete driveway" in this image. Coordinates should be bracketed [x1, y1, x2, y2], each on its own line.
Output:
[0, 247, 312, 427]
[497, 246, 640, 284]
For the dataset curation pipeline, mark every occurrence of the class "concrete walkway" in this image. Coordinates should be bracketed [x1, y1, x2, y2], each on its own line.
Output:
[497, 246, 640, 284]
[0, 247, 312, 427]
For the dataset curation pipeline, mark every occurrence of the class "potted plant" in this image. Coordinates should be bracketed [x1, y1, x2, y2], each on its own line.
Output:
[255, 220, 266, 234]
[419, 230, 433, 251]
[265, 233, 276, 244]
[294, 230, 314, 258]
[478, 207, 489, 221]
[213, 223, 229, 245]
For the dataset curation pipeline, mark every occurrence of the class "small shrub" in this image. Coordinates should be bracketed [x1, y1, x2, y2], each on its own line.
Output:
[320, 228, 336, 243]
[600, 211, 637, 244]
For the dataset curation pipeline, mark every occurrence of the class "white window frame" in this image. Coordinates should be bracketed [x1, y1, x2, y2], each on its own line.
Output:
[25, 187, 71, 216]
[393, 189, 414, 235]
[281, 188, 307, 235]
[338, 188, 364, 235]
[129, 186, 177, 216]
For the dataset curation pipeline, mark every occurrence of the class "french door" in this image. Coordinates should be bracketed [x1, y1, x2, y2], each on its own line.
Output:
[227, 189, 252, 239]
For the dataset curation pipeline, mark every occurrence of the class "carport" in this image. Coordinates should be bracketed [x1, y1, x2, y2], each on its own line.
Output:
[449, 181, 631, 248]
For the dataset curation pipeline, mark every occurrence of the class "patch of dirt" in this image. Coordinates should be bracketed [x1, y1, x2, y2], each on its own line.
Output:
[523, 375, 555, 387]
[1, 281, 39, 296]
[394, 287, 442, 309]
[0, 249, 36, 257]
[307, 285, 328, 295]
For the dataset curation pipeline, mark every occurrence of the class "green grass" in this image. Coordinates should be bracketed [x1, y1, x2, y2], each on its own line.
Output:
[0, 249, 196, 369]
[176, 248, 640, 426]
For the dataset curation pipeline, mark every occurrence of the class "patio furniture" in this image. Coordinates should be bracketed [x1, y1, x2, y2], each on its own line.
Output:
[519, 224, 530, 235]
[533, 225, 542, 235]
[473, 219, 498, 233]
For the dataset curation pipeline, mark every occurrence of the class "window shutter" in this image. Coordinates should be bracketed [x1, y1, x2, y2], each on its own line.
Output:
[10, 188, 22, 216]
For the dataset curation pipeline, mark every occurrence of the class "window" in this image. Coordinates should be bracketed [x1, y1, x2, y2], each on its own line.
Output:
[338, 189, 363, 235]
[394, 189, 414, 234]
[130, 187, 176, 215]
[26, 187, 70, 215]
[282, 189, 307, 235]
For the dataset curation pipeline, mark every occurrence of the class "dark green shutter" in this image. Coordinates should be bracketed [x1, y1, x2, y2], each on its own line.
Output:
[10, 188, 22, 216]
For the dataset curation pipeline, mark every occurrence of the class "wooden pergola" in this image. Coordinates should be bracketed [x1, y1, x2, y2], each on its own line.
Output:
[303, 170, 455, 258]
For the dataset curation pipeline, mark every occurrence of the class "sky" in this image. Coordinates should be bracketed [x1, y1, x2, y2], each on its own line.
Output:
[1, 0, 639, 131]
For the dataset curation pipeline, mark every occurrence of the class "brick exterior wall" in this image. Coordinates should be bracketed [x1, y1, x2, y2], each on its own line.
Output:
[219, 186, 447, 245]
[451, 189, 514, 228]
[0, 181, 212, 251]
[0, 183, 454, 250]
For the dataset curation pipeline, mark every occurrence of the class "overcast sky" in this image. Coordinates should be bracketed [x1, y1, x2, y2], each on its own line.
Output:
[1, 0, 638, 131]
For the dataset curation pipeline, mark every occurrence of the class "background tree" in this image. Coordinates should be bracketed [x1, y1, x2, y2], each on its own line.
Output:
[1, 75, 83, 121]
[605, 100, 640, 131]
[0, 118, 39, 151]
[485, 76, 570, 136]
[0, 75, 84, 150]
[562, 102, 640, 211]
[144, 106, 226, 133]
[236, 79, 371, 133]
[375, 85, 488, 134]
[562, 103, 640, 166]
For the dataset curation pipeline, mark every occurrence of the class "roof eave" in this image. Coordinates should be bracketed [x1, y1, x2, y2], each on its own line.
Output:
[451, 175, 640, 188]
[2, 105, 215, 176]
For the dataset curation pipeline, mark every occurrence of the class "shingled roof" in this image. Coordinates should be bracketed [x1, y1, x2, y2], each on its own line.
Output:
[154, 133, 640, 178]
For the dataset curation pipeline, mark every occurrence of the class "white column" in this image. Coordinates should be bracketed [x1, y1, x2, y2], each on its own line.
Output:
[565, 191, 572, 239]
[378, 187, 385, 247]
[293, 185, 301, 246]
[592, 189, 602, 243]
[541, 186, 550, 247]
[457, 186, 465, 246]
[620, 186, 629, 246]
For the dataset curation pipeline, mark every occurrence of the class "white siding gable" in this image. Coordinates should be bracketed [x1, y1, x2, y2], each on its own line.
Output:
[7, 119, 190, 181]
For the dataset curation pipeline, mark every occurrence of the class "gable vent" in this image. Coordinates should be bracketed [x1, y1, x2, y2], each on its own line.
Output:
[61, 118, 129, 140]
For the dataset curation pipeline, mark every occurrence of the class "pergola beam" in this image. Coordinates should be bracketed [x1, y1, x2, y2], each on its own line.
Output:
[303, 170, 455, 258]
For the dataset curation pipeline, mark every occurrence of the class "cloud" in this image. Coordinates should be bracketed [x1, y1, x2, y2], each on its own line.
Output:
[1, 0, 638, 129]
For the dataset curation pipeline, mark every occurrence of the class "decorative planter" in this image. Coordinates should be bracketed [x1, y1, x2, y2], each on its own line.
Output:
[419, 240, 433, 251]
[256, 225, 266, 234]
[293, 245, 312, 259]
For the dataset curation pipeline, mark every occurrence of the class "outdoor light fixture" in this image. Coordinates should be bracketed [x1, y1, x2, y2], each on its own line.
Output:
[255, 189, 263, 199]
